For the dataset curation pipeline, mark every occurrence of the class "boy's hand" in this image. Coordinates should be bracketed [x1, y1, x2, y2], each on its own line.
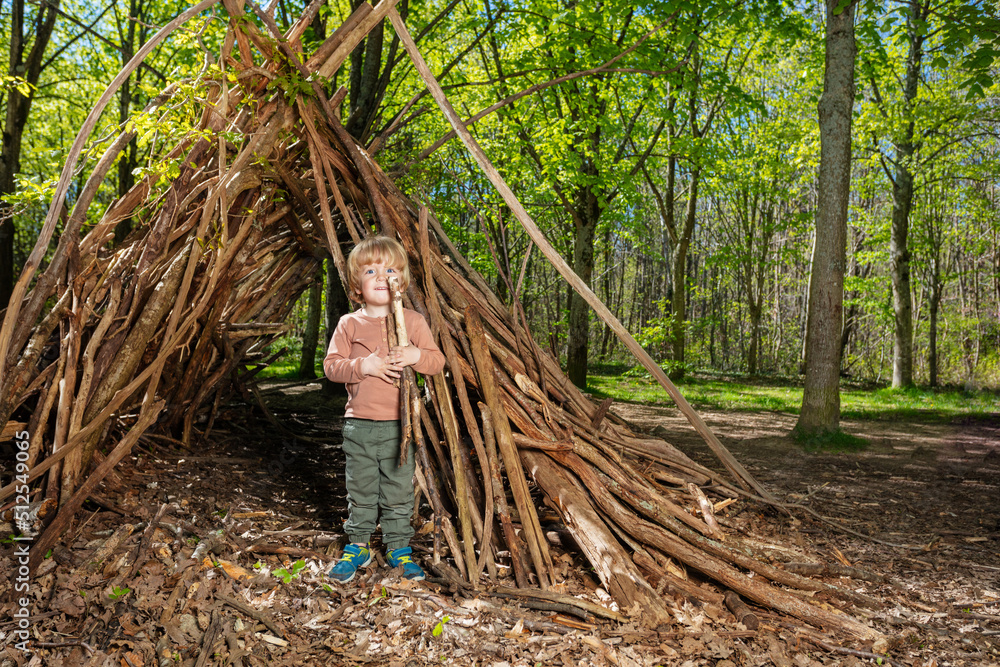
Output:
[360, 345, 400, 383]
[387, 345, 422, 368]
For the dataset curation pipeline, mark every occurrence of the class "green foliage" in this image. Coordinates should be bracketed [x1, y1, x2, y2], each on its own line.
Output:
[274, 559, 307, 584]
[3, 0, 998, 395]
[432, 615, 450, 637]
[587, 370, 1000, 422]
[635, 299, 674, 357]
[108, 585, 131, 600]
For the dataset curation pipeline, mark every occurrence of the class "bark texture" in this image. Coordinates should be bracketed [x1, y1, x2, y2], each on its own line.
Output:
[797, 0, 856, 435]
[889, 0, 929, 388]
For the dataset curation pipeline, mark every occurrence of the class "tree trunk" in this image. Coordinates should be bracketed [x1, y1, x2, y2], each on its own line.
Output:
[928, 280, 940, 387]
[890, 169, 914, 388]
[323, 257, 349, 395]
[926, 242, 945, 387]
[747, 303, 761, 376]
[299, 264, 323, 379]
[0, 0, 59, 307]
[345, 0, 401, 142]
[670, 167, 699, 378]
[888, 1, 928, 389]
[566, 177, 600, 388]
[840, 228, 866, 366]
[796, 0, 856, 435]
[115, 0, 142, 243]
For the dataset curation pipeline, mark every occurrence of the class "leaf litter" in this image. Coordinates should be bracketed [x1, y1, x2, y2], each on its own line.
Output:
[1, 384, 998, 666]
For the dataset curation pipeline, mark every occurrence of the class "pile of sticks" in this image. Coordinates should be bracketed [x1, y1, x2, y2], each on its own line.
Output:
[0, 0, 878, 639]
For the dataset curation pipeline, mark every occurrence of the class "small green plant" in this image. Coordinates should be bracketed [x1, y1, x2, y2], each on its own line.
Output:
[108, 585, 130, 600]
[321, 583, 333, 593]
[432, 615, 451, 637]
[274, 559, 307, 583]
[253, 560, 264, 570]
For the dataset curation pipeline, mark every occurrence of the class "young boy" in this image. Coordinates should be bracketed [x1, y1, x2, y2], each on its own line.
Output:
[323, 235, 445, 583]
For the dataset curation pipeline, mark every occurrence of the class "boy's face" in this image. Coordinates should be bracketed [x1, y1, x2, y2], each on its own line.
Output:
[356, 261, 399, 310]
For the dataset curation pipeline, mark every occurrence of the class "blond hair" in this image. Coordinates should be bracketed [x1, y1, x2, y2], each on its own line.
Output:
[345, 235, 411, 303]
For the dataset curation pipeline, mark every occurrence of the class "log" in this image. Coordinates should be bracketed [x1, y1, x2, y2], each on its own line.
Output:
[521, 450, 673, 627]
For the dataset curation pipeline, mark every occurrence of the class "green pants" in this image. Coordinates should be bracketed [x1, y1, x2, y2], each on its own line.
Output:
[341, 419, 415, 550]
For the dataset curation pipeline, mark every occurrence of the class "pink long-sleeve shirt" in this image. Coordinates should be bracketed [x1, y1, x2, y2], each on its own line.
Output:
[323, 308, 445, 420]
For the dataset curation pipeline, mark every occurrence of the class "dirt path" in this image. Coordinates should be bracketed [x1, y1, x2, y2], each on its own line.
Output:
[615, 402, 1000, 568]
[616, 401, 1000, 665]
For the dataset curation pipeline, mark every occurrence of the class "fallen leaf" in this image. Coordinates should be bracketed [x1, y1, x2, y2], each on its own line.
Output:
[504, 618, 524, 638]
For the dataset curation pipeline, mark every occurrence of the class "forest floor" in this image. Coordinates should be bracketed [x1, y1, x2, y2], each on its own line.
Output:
[2, 380, 998, 667]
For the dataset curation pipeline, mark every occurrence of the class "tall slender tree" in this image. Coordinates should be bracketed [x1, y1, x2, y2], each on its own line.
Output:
[885, 0, 929, 388]
[796, 0, 856, 435]
[1, 0, 59, 307]
[113, 0, 156, 243]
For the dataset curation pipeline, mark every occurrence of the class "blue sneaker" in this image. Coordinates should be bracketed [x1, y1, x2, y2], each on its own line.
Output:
[387, 547, 425, 581]
[328, 543, 372, 583]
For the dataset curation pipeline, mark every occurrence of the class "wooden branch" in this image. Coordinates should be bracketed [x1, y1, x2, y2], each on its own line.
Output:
[466, 307, 553, 588]
[724, 590, 760, 630]
[480, 404, 528, 588]
[519, 451, 673, 628]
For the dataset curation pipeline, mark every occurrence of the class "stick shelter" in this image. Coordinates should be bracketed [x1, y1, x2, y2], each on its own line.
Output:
[0, 0, 879, 640]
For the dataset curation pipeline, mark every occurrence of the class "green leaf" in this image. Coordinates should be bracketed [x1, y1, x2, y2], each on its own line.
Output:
[108, 585, 131, 600]
[432, 615, 451, 637]
[833, 0, 853, 16]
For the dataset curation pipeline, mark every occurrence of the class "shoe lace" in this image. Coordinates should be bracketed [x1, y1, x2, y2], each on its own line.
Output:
[343, 547, 367, 563]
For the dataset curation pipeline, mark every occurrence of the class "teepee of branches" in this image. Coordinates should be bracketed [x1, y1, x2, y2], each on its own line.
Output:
[0, 0, 879, 639]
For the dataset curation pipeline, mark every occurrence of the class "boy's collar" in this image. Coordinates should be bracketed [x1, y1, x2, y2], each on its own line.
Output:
[360, 305, 390, 318]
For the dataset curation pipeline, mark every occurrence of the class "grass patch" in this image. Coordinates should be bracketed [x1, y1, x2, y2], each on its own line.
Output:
[791, 428, 870, 453]
[587, 369, 999, 423]
[256, 357, 319, 379]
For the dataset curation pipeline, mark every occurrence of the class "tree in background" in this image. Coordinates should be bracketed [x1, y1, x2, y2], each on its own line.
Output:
[298, 264, 323, 379]
[113, 0, 159, 243]
[2, 0, 998, 389]
[796, 0, 856, 436]
[1, 0, 58, 307]
[467, 0, 674, 388]
[861, 0, 1000, 387]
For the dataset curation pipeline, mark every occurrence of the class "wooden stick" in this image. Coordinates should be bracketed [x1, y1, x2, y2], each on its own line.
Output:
[29, 400, 165, 572]
[430, 371, 476, 584]
[724, 591, 760, 630]
[219, 595, 284, 639]
[480, 404, 528, 589]
[418, 207, 494, 582]
[465, 307, 553, 588]
[388, 275, 415, 464]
